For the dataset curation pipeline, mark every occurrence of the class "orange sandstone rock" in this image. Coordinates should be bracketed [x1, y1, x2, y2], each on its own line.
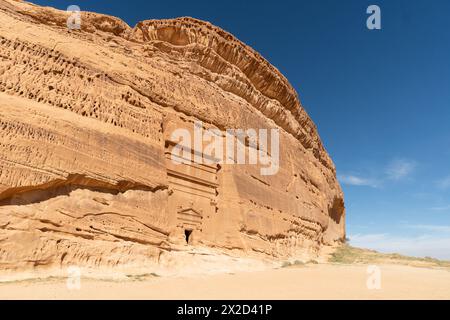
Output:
[0, 0, 344, 275]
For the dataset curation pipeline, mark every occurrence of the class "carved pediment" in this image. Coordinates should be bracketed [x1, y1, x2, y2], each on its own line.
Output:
[177, 203, 203, 219]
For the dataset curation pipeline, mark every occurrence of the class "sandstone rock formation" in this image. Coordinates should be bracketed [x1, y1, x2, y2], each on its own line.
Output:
[0, 0, 345, 276]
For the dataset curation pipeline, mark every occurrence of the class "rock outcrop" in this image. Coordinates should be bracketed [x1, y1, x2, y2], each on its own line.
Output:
[0, 0, 344, 276]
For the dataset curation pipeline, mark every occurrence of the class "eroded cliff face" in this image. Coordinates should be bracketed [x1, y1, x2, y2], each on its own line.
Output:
[0, 0, 344, 276]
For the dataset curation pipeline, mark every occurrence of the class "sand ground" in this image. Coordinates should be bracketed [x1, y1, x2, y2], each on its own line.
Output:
[0, 263, 449, 300]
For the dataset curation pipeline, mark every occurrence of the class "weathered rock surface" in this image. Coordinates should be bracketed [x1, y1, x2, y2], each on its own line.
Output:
[0, 0, 345, 276]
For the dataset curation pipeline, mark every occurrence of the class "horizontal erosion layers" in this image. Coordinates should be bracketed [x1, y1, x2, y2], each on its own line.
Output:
[3, 0, 333, 172]
[0, 0, 345, 273]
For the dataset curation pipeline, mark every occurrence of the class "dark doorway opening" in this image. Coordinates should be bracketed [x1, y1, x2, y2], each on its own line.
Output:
[184, 229, 193, 244]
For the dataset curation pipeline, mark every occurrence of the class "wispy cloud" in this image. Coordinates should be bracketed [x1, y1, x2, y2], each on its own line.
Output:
[437, 175, 450, 189]
[405, 224, 450, 232]
[385, 159, 416, 181]
[349, 233, 450, 260]
[338, 174, 379, 188]
[430, 205, 450, 211]
[339, 158, 416, 188]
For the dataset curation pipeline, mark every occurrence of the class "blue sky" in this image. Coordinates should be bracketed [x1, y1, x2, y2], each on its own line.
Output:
[32, 0, 450, 259]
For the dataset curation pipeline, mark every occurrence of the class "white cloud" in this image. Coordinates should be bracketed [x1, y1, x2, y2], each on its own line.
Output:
[437, 175, 450, 189]
[405, 224, 450, 232]
[385, 159, 416, 181]
[338, 175, 378, 188]
[349, 233, 450, 260]
[430, 205, 450, 211]
[338, 158, 417, 189]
